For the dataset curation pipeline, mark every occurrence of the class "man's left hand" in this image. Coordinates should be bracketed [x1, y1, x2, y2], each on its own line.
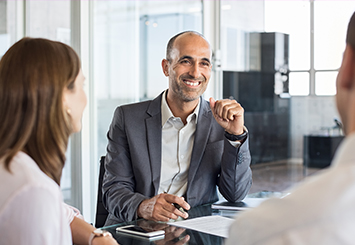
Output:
[209, 97, 244, 135]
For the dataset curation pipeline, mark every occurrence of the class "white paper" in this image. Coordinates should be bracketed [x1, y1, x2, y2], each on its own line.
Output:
[168, 215, 234, 238]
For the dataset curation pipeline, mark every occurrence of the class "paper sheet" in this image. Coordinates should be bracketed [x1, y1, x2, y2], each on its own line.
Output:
[168, 215, 234, 238]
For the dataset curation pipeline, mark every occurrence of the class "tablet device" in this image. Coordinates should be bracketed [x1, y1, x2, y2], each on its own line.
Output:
[116, 225, 165, 239]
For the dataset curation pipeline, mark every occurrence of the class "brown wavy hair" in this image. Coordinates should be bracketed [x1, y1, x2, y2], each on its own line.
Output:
[0, 37, 80, 185]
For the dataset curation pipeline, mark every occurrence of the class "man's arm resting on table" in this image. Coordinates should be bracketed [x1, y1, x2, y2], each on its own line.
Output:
[102, 106, 147, 223]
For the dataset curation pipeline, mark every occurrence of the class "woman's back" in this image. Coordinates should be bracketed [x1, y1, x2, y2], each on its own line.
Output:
[0, 151, 72, 245]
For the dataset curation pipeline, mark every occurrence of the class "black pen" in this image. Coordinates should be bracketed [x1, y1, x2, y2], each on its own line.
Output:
[163, 191, 187, 213]
[173, 203, 187, 213]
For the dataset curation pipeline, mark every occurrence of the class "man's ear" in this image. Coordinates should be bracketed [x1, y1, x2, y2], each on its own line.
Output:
[161, 59, 169, 77]
[339, 45, 355, 89]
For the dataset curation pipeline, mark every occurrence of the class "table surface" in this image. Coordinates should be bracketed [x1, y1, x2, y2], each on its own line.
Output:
[101, 204, 239, 245]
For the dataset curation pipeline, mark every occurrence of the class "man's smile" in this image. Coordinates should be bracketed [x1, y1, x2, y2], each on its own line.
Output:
[183, 79, 202, 87]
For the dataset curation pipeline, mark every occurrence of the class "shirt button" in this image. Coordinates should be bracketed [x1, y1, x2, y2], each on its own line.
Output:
[181, 155, 184, 159]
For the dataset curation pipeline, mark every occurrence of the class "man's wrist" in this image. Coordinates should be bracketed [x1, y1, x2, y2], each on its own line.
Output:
[137, 198, 148, 219]
[224, 128, 248, 141]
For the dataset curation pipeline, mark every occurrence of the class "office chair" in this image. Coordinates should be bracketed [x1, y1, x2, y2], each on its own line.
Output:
[95, 156, 109, 228]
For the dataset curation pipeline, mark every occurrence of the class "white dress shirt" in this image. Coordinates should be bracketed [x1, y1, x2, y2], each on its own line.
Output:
[158, 90, 200, 196]
[226, 133, 355, 245]
[0, 152, 75, 245]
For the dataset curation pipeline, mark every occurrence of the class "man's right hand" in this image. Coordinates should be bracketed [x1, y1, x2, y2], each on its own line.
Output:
[137, 193, 190, 222]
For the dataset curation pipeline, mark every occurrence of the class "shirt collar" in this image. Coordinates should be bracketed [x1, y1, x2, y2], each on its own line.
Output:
[161, 89, 200, 127]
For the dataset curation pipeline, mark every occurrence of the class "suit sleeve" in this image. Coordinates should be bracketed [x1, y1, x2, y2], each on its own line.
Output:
[102, 106, 147, 222]
[218, 136, 252, 202]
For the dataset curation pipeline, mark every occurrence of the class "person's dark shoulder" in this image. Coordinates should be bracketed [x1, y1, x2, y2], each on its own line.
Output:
[117, 96, 162, 122]
[114, 100, 151, 122]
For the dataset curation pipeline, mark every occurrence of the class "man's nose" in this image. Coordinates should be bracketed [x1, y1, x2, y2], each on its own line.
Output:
[188, 63, 201, 78]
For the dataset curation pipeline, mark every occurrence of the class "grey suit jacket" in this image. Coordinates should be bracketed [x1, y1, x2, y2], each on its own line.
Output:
[102, 92, 252, 225]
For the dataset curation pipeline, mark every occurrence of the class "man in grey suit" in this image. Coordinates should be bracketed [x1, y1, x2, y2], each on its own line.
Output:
[102, 31, 252, 225]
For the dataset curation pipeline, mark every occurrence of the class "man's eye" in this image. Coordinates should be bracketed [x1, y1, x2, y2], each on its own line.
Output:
[201, 62, 210, 66]
[180, 60, 191, 64]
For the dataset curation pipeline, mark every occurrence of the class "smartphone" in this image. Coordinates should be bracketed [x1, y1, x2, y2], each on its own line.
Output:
[116, 225, 165, 239]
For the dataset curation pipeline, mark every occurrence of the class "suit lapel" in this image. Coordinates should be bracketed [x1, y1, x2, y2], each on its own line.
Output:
[145, 93, 163, 194]
[187, 98, 213, 190]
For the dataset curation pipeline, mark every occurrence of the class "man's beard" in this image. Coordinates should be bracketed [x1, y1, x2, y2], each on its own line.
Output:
[171, 74, 206, 102]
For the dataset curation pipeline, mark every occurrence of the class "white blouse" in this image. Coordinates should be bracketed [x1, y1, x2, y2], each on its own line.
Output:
[0, 152, 75, 245]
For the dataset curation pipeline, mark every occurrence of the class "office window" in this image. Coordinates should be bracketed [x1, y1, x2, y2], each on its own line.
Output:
[265, 0, 355, 96]
[314, 1, 354, 70]
[92, 0, 202, 161]
[314, 1, 355, 96]
[264, 1, 355, 96]
[315, 71, 337, 96]
[265, 1, 310, 71]
[289, 72, 309, 96]
[264, 0, 310, 96]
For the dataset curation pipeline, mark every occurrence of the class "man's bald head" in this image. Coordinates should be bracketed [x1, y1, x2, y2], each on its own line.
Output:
[166, 31, 211, 63]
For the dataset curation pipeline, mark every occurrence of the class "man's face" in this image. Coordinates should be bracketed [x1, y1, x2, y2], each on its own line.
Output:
[164, 33, 212, 103]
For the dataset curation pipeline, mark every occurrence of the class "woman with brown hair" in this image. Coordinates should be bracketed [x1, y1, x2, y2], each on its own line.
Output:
[0, 38, 118, 245]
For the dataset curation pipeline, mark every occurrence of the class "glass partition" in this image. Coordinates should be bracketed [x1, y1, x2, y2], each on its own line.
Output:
[92, 0, 203, 159]
[0, 1, 18, 58]
[26, 1, 70, 44]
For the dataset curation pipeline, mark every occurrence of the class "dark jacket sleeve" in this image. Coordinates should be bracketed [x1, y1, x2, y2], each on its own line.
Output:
[102, 106, 147, 223]
[218, 136, 252, 202]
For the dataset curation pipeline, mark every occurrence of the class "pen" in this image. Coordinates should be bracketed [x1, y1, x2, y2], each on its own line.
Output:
[173, 203, 187, 213]
[163, 191, 187, 213]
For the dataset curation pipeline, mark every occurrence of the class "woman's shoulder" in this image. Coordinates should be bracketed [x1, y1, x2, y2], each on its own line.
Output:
[9, 152, 58, 185]
[0, 152, 61, 209]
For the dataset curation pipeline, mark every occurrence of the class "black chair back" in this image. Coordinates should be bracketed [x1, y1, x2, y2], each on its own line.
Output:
[95, 156, 109, 228]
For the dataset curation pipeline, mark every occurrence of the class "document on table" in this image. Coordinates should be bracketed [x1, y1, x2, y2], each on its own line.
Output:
[168, 215, 234, 238]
